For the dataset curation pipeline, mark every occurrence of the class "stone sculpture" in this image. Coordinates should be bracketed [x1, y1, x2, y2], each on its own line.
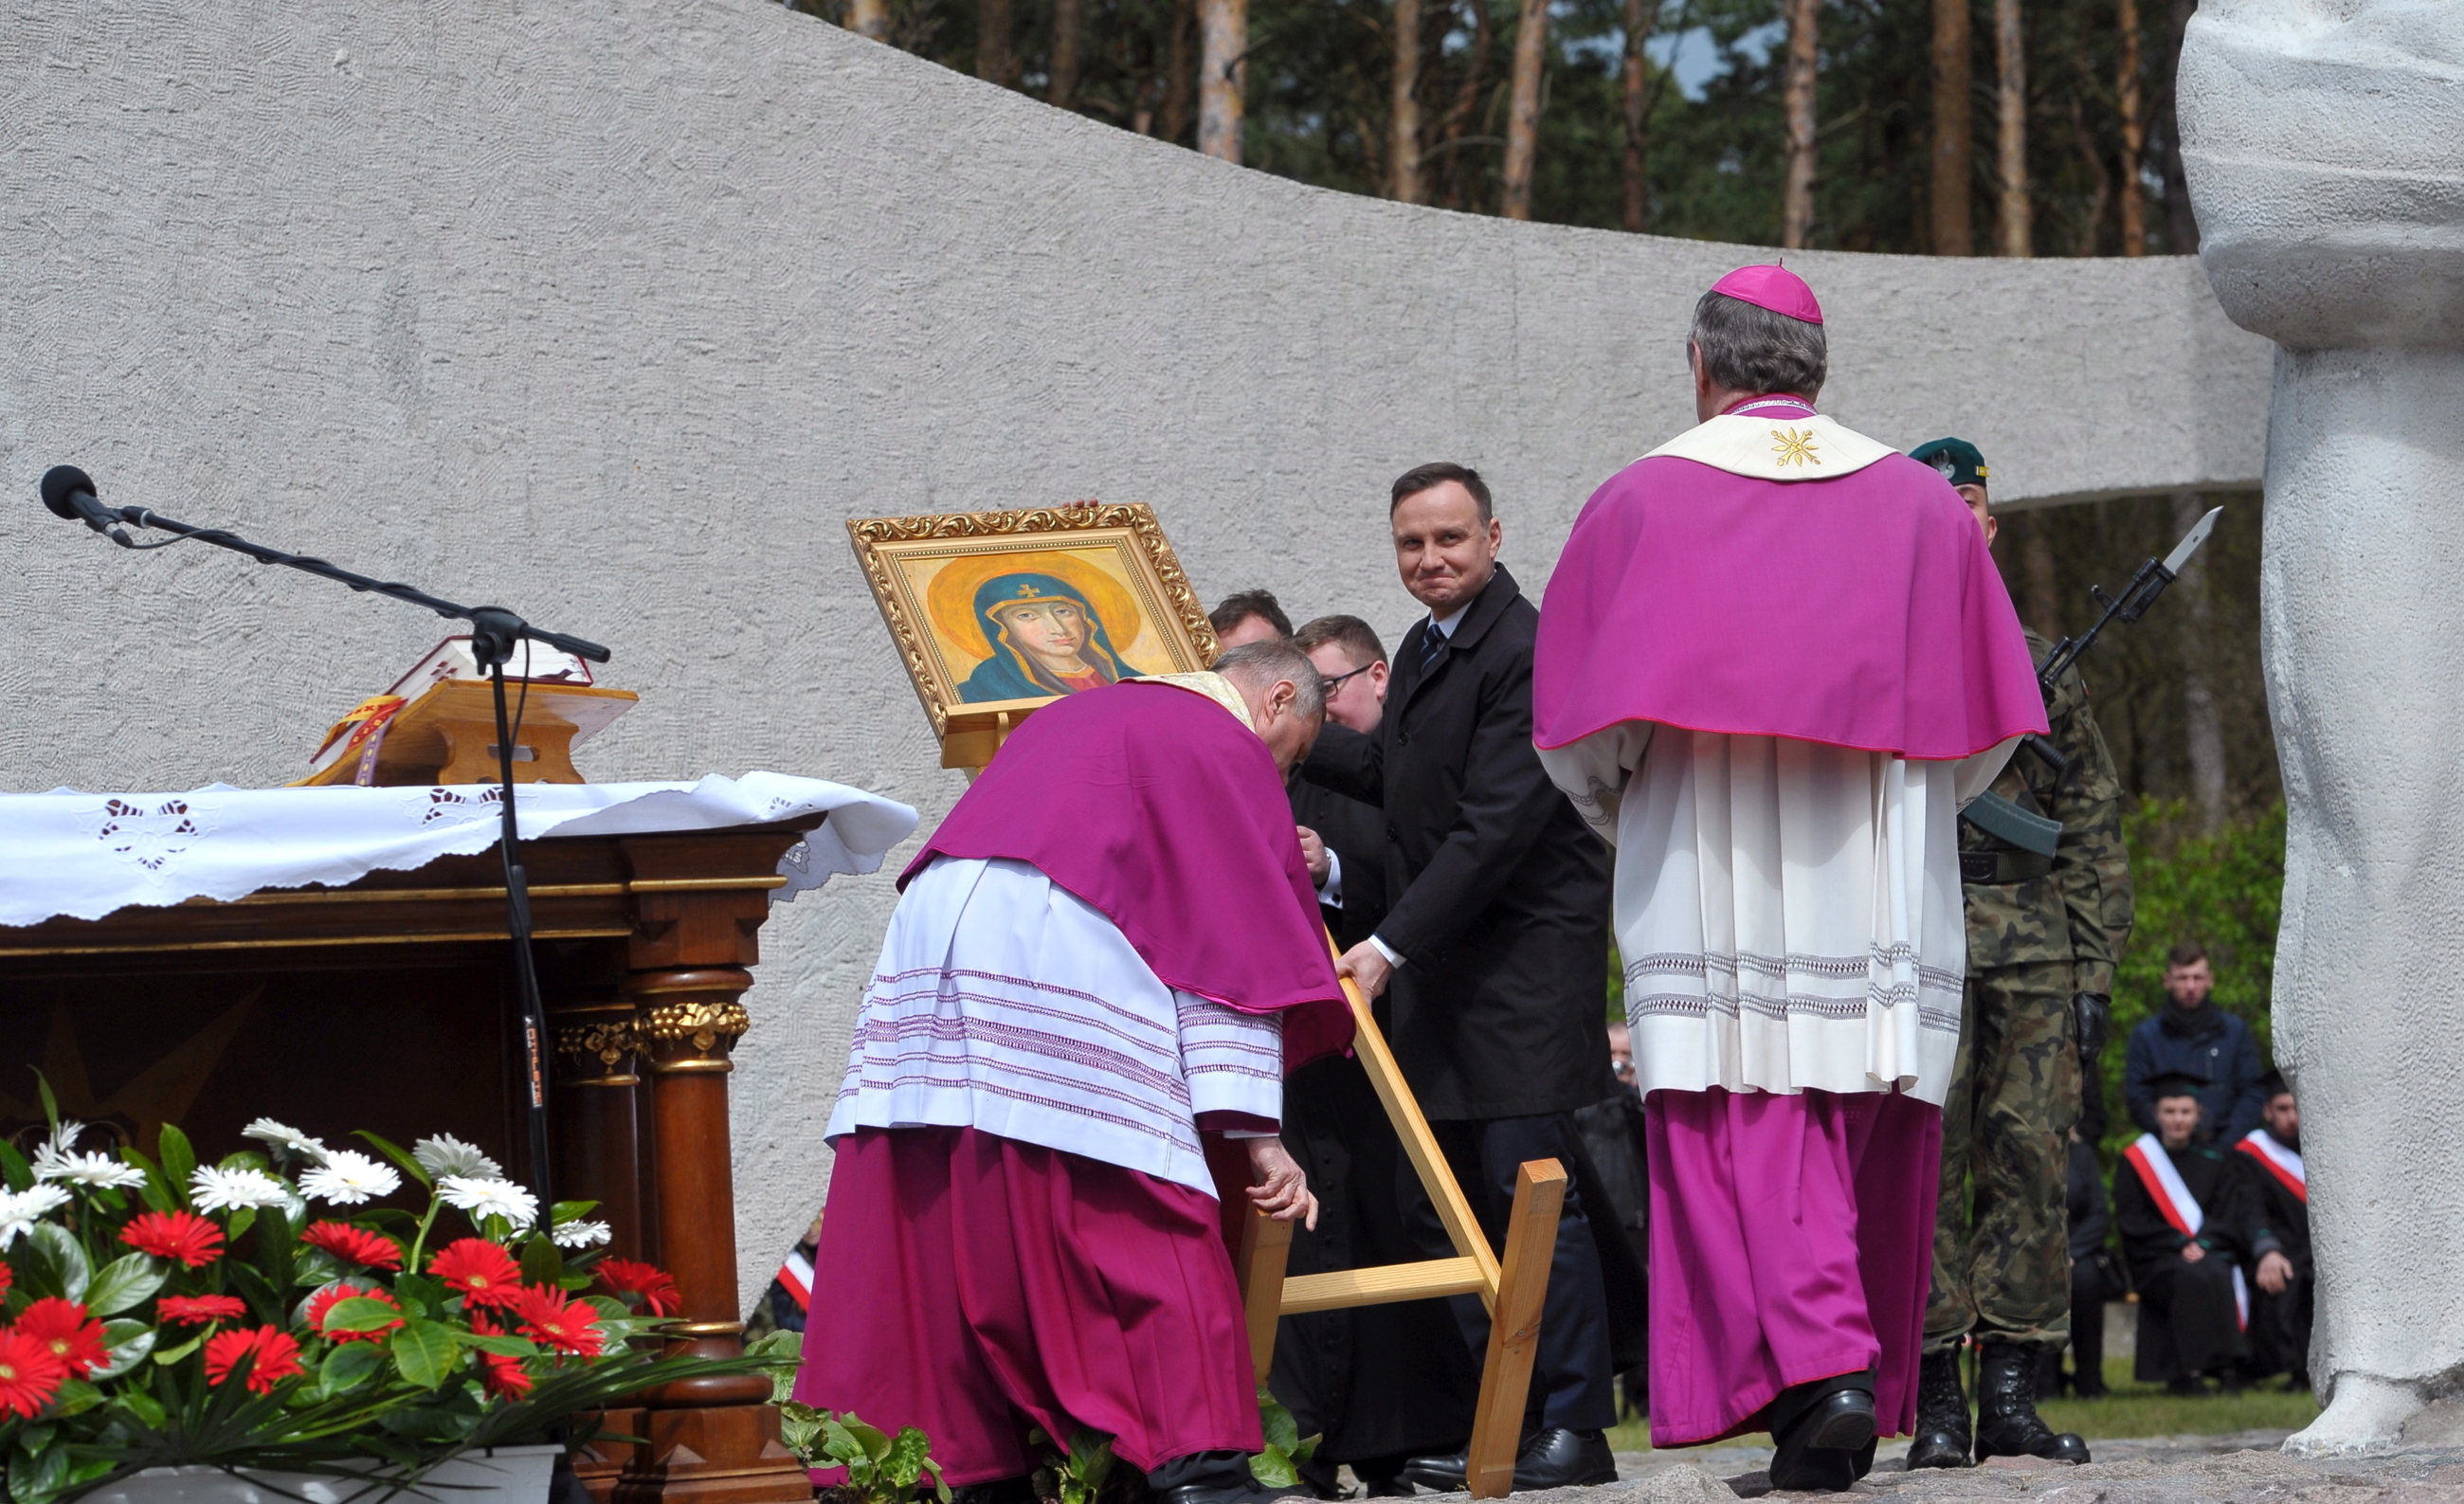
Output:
[2179, 0, 2464, 1457]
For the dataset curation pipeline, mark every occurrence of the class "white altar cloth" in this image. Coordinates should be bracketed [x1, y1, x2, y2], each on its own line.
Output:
[0, 772, 919, 928]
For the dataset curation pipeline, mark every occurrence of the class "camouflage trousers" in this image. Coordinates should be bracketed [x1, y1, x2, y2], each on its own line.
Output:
[1925, 959, 2080, 1353]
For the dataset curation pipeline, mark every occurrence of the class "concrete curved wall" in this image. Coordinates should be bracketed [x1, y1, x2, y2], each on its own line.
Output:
[1, 0, 2269, 1303]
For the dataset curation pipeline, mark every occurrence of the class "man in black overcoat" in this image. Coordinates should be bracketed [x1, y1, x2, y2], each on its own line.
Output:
[2237, 1071, 2311, 1389]
[1301, 462, 1630, 1493]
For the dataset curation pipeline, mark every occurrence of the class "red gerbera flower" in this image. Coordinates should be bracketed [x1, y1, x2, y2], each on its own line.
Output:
[511, 1284, 604, 1357]
[468, 1313, 534, 1399]
[0, 1331, 66, 1420]
[121, 1209, 226, 1268]
[426, 1238, 525, 1311]
[203, 1325, 303, 1395]
[0, 1260, 12, 1298]
[157, 1294, 250, 1327]
[299, 1221, 404, 1272]
[306, 1284, 404, 1344]
[15, 1298, 108, 1377]
[592, 1258, 681, 1318]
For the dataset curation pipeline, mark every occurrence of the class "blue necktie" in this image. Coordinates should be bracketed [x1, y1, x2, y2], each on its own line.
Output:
[1420, 625, 1445, 673]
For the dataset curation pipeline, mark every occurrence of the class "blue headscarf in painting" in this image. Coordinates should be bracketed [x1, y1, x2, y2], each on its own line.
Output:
[955, 571, 1142, 703]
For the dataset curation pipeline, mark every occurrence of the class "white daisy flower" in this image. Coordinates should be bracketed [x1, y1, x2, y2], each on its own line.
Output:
[299, 1150, 401, 1205]
[51, 1120, 84, 1152]
[551, 1219, 612, 1250]
[0, 1184, 73, 1245]
[243, 1118, 331, 1164]
[438, 1176, 539, 1229]
[34, 1149, 147, 1190]
[190, 1165, 290, 1214]
[412, 1134, 501, 1180]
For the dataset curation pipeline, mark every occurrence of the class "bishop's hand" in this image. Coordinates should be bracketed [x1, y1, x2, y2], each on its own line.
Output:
[1244, 1135, 1319, 1231]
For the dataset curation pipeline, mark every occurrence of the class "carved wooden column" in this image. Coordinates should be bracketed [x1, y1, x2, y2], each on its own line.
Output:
[611, 836, 807, 1504]
[553, 990, 651, 1504]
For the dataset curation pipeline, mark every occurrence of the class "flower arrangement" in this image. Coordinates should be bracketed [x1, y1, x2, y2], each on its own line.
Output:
[0, 1092, 763, 1504]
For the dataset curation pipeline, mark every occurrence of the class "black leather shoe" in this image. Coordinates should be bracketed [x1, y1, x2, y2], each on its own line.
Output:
[1511, 1429, 1616, 1490]
[1905, 1347, 1973, 1470]
[1766, 1379, 1875, 1494]
[1150, 1452, 1302, 1504]
[1394, 1448, 1466, 1495]
[950, 1481, 1036, 1504]
[1972, 1341, 2090, 1465]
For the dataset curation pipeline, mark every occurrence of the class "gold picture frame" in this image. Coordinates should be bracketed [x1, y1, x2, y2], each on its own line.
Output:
[848, 502, 1221, 767]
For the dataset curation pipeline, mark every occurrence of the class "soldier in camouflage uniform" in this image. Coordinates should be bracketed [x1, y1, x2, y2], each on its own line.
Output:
[1903, 439, 2135, 1471]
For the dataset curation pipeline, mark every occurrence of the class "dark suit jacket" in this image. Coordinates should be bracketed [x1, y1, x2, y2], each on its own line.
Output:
[1301, 564, 1614, 1120]
[1291, 772, 1388, 952]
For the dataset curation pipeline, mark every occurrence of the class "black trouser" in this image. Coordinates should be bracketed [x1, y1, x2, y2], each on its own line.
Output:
[2067, 1258, 2112, 1394]
[2249, 1274, 2314, 1385]
[2135, 1255, 2249, 1381]
[1402, 1113, 1617, 1433]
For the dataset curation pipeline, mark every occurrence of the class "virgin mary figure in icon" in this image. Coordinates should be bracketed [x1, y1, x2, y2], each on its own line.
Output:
[957, 572, 1145, 703]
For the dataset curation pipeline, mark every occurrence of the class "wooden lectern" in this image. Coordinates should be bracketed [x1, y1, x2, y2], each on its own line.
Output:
[0, 821, 821, 1504]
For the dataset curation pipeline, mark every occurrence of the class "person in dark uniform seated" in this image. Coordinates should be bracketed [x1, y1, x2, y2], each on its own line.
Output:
[2114, 1073, 2257, 1392]
[2060, 1126, 2124, 1398]
[2236, 1071, 2312, 1392]
[1266, 610, 1482, 1497]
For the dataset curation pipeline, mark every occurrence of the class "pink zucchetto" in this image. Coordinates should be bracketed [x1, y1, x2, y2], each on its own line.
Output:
[1710, 263, 1823, 325]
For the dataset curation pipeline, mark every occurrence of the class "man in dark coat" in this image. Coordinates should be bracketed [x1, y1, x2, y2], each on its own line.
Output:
[2236, 1071, 2311, 1390]
[2115, 1073, 2257, 1390]
[2122, 944, 2266, 1144]
[2062, 1129, 2121, 1398]
[1270, 612, 1480, 1495]
[1302, 462, 1625, 1493]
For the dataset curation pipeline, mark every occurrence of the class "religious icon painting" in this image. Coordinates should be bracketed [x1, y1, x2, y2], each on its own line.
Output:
[847, 502, 1220, 764]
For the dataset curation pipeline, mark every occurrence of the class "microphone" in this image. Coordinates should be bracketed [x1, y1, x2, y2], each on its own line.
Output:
[39, 464, 132, 544]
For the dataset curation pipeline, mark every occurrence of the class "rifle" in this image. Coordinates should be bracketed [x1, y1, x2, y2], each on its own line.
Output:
[1964, 505, 2222, 859]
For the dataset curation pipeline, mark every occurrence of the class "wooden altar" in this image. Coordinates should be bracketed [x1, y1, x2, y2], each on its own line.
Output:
[0, 818, 824, 1504]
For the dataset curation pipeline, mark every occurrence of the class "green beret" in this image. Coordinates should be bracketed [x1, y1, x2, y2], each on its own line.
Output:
[1910, 436, 1989, 492]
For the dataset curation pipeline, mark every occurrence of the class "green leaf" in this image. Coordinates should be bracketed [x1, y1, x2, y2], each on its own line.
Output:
[551, 1200, 602, 1224]
[226, 1206, 257, 1244]
[83, 1250, 167, 1316]
[152, 1327, 208, 1367]
[519, 1233, 565, 1290]
[27, 1223, 90, 1303]
[114, 1385, 168, 1430]
[354, 1131, 433, 1189]
[0, 1139, 32, 1194]
[318, 1296, 407, 1334]
[1257, 1386, 1300, 1455]
[320, 1342, 388, 1397]
[9, 1430, 67, 1504]
[391, 1318, 462, 1390]
[1248, 1445, 1297, 1490]
[884, 1427, 933, 1491]
[34, 1073, 59, 1134]
[462, 1331, 540, 1358]
[47, 1377, 101, 1418]
[93, 1317, 156, 1380]
[157, 1123, 197, 1205]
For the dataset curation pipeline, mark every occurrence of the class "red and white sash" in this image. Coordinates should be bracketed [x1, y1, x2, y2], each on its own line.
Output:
[776, 1246, 814, 1314]
[2125, 1133, 2248, 1329]
[2237, 1129, 2307, 1204]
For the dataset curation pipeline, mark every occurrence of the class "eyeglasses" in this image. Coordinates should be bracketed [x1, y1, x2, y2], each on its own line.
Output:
[1319, 663, 1376, 696]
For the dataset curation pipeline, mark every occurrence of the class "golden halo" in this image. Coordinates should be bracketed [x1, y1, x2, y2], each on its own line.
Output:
[924, 549, 1147, 664]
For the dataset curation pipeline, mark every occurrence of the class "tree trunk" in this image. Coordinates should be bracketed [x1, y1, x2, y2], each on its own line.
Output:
[1994, 0, 2030, 256]
[1051, 0, 1085, 110]
[1500, 0, 1548, 220]
[1198, 0, 1246, 163]
[2150, 0, 2199, 252]
[2173, 490, 2227, 831]
[1164, 0, 1198, 146]
[1391, 0, 1423, 203]
[1439, 1, 1495, 209]
[1782, 0, 1818, 248]
[2067, 84, 2110, 256]
[1930, 0, 1973, 254]
[1622, 0, 1656, 232]
[844, 0, 890, 41]
[977, 0, 1016, 87]
[2116, 0, 2146, 255]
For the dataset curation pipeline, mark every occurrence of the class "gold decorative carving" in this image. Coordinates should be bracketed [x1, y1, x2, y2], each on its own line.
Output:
[556, 1019, 641, 1072]
[846, 501, 1220, 739]
[641, 1001, 751, 1053]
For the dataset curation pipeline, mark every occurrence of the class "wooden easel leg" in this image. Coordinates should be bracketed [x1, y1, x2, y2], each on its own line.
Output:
[1465, 1159, 1567, 1501]
[1236, 1205, 1295, 1382]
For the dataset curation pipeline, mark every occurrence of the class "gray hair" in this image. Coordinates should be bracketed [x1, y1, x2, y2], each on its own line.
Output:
[1214, 641, 1326, 723]
[1688, 289, 1828, 401]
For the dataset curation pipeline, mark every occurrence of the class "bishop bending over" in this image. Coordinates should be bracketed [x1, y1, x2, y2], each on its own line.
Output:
[797, 643, 1354, 1504]
[1531, 266, 2044, 1491]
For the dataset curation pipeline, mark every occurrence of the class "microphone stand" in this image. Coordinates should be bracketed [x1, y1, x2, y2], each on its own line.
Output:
[59, 493, 603, 1220]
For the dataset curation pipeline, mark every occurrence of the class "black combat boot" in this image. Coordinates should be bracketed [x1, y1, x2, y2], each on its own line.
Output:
[1904, 1347, 1973, 1469]
[1972, 1341, 2091, 1464]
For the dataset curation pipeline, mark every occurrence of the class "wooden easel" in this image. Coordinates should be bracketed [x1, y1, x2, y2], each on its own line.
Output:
[951, 706, 1566, 1500]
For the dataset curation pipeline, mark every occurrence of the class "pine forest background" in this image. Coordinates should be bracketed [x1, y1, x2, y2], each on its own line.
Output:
[785, 0, 2287, 1141]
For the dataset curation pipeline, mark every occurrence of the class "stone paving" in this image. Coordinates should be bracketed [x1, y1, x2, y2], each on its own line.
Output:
[1472, 1426, 2464, 1502]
